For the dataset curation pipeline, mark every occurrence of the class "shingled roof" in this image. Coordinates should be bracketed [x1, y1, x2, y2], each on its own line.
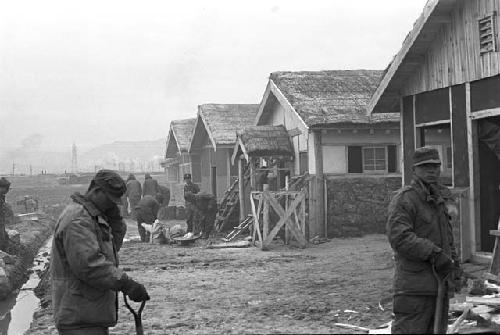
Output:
[232, 125, 293, 163]
[197, 104, 260, 146]
[268, 70, 400, 127]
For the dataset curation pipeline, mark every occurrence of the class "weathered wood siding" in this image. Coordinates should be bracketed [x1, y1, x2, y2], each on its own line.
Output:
[402, 0, 500, 96]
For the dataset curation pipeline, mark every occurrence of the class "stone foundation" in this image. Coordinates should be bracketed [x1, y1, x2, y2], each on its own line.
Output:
[326, 176, 401, 238]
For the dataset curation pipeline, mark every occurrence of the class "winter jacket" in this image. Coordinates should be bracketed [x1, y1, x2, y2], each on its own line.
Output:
[135, 195, 160, 225]
[126, 180, 142, 201]
[158, 185, 170, 207]
[142, 178, 159, 197]
[387, 177, 457, 296]
[51, 193, 125, 330]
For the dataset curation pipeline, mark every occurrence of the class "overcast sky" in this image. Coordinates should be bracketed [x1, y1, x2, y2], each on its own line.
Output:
[0, 0, 428, 153]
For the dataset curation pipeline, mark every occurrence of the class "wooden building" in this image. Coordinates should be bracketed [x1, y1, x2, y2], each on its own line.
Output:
[189, 104, 259, 201]
[368, 0, 500, 261]
[241, 70, 401, 239]
[163, 118, 197, 205]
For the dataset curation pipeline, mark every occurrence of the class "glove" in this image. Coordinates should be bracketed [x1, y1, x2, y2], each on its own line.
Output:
[121, 277, 150, 302]
[431, 251, 454, 276]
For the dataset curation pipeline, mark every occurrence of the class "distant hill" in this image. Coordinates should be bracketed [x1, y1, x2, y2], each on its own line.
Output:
[0, 139, 166, 174]
[79, 139, 166, 172]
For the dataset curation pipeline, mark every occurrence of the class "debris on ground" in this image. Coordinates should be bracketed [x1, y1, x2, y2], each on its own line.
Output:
[206, 240, 251, 249]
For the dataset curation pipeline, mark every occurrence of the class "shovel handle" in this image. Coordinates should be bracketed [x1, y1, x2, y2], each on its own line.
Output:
[123, 294, 146, 335]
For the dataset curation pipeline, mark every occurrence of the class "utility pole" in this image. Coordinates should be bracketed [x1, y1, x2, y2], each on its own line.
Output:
[30, 165, 32, 176]
[12, 163, 15, 176]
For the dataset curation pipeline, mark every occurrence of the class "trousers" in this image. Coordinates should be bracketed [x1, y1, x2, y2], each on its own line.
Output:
[58, 327, 109, 335]
[391, 294, 449, 334]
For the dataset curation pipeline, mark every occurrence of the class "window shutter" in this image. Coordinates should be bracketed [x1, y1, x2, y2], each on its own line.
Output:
[479, 13, 497, 55]
[388, 145, 397, 173]
[347, 146, 362, 173]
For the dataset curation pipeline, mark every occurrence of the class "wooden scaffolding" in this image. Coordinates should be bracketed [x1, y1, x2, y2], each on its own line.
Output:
[250, 189, 307, 250]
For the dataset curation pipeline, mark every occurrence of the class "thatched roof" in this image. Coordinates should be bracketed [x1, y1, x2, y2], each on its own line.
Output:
[234, 125, 293, 162]
[198, 104, 260, 146]
[166, 118, 196, 158]
[171, 118, 196, 151]
[269, 70, 400, 127]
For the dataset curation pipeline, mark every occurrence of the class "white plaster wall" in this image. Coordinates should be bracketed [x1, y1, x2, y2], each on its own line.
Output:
[322, 146, 346, 173]
[263, 93, 310, 174]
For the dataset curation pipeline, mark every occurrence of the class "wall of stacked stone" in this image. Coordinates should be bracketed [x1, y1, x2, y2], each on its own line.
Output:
[326, 176, 402, 237]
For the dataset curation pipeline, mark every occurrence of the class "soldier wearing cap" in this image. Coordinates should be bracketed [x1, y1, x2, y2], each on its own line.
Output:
[183, 173, 199, 234]
[0, 177, 11, 250]
[51, 170, 150, 335]
[387, 147, 461, 334]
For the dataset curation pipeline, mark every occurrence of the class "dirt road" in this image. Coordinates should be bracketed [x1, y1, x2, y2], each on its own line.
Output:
[27, 217, 396, 334]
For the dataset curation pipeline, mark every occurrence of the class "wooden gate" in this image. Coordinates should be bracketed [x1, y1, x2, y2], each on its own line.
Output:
[250, 190, 307, 250]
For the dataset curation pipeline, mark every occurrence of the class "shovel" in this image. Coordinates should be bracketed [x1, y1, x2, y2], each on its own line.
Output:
[432, 266, 449, 334]
[123, 293, 146, 335]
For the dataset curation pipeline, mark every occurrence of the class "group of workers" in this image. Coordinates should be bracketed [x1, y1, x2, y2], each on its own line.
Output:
[123, 173, 170, 242]
[0, 146, 462, 334]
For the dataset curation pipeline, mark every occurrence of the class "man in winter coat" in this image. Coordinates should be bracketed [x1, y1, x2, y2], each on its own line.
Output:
[0, 177, 11, 251]
[142, 173, 159, 197]
[387, 147, 461, 334]
[51, 170, 150, 335]
[183, 173, 199, 234]
[135, 195, 160, 242]
[125, 174, 142, 219]
[194, 192, 217, 238]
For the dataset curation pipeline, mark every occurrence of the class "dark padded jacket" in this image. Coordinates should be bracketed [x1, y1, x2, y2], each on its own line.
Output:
[142, 178, 159, 197]
[51, 193, 125, 330]
[387, 177, 457, 296]
[126, 180, 142, 201]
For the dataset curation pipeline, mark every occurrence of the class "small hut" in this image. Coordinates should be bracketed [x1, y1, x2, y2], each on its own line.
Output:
[189, 104, 259, 200]
[163, 118, 197, 205]
[232, 125, 305, 249]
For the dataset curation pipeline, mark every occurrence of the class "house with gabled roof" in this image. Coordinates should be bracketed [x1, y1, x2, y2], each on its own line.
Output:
[189, 104, 259, 201]
[368, 0, 500, 261]
[163, 118, 196, 205]
[251, 70, 402, 239]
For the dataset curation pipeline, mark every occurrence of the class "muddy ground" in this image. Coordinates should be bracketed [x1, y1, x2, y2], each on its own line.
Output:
[16, 179, 488, 334]
[27, 214, 399, 334]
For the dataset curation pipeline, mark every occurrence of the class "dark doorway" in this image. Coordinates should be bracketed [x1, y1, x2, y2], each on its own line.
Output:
[211, 166, 217, 197]
[478, 116, 500, 252]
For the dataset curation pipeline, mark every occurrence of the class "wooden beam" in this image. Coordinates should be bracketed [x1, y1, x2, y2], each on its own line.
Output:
[470, 107, 500, 120]
[466, 82, 479, 254]
[238, 158, 246, 222]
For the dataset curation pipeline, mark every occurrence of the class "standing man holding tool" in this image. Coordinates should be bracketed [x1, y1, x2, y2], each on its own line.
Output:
[51, 170, 150, 335]
[183, 173, 199, 234]
[0, 177, 11, 251]
[387, 147, 462, 334]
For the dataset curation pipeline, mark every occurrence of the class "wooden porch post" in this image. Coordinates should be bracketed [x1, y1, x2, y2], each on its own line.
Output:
[238, 157, 246, 222]
[313, 130, 325, 238]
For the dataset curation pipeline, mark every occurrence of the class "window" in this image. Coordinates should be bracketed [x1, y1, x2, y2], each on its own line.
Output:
[479, 13, 497, 55]
[362, 147, 386, 172]
[347, 145, 398, 174]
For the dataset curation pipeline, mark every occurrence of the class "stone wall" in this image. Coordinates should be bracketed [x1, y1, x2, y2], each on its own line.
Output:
[326, 176, 402, 237]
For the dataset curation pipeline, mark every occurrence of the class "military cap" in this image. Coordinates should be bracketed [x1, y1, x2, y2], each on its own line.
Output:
[183, 173, 192, 180]
[413, 147, 441, 166]
[92, 170, 126, 205]
[0, 177, 10, 190]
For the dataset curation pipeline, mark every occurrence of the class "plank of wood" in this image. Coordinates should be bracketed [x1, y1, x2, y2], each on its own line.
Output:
[465, 296, 500, 306]
[447, 305, 471, 334]
[333, 323, 369, 333]
[489, 218, 500, 275]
